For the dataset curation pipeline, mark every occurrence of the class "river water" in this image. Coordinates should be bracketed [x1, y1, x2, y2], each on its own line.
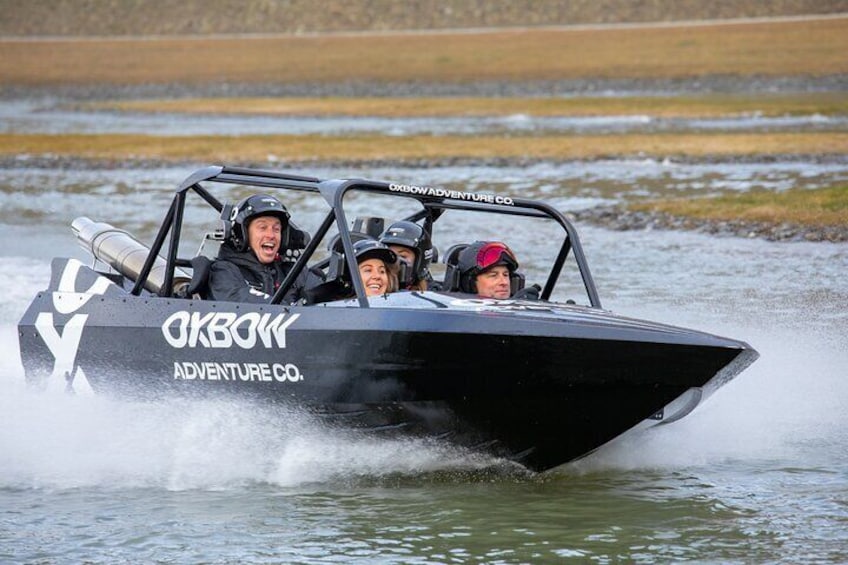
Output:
[1, 100, 847, 563]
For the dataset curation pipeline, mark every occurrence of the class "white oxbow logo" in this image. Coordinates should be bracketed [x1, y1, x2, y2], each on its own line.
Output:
[161, 311, 300, 349]
[34, 259, 112, 392]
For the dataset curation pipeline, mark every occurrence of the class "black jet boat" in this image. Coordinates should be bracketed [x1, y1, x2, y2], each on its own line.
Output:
[17, 165, 758, 472]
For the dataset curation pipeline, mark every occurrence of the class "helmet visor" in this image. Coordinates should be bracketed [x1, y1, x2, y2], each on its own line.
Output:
[476, 242, 518, 271]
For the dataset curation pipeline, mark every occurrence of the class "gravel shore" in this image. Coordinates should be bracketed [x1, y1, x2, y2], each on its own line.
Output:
[4, 154, 845, 244]
[2, 74, 845, 245]
[572, 205, 847, 243]
[3, 74, 848, 102]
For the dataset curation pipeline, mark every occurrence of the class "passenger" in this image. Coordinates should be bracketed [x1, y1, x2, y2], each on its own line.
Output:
[378, 220, 436, 291]
[456, 241, 533, 300]
[351, 238, 398, 297]
[207, 193, 307, 304]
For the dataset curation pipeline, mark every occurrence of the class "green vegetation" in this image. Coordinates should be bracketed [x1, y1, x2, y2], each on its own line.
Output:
[630, 187, 848, 227]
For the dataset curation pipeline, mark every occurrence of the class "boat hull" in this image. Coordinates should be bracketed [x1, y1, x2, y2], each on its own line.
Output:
[18, 259, 757, 471]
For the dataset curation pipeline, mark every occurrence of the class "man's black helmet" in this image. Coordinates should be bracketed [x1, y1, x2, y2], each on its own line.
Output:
[457, 241, 519, 294]
[379, 220, 433, 285]
[226, 194, 290, 252]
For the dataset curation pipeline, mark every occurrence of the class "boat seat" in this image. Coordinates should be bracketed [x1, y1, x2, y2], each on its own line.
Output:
[441, 243, 469, 292]
[510, 271, 528, 297]
[304, 230, 371, 290]
[181, 255, 212, 299]
[281, 222, 311, 265]
[303, 251, 351, 304]
[326, 230, 372, 254]
[195, 230, 224, 260]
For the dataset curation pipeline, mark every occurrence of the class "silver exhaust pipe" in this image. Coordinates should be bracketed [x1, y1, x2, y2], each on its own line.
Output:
[72, 217, 190, 295]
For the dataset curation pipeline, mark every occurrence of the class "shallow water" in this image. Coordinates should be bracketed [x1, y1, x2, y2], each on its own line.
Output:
[1, 108, 848, 562]
[3, 99, 847, 136]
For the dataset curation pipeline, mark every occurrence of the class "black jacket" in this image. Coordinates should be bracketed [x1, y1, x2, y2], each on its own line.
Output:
[207, 243, 307, 304]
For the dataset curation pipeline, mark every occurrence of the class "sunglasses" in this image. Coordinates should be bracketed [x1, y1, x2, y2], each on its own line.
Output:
[476, 242, 518, 270]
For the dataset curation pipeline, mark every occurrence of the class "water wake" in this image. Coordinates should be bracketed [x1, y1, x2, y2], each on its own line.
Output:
[3, 309, 845, 487]
[1, 321, 499, 490]
[569, 322, 848, 474]
[0, 380, 495, 490]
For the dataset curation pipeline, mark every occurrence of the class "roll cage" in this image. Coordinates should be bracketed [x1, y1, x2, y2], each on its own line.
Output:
[132, 165, 602, 308]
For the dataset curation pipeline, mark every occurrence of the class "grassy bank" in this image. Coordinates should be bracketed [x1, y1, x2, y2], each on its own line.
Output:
[631, 186, 848, 227]
[2, 132, 845, 162]
[2, 18, 846, 87]
[2, 16, 846, 237]
[92, 93, 848, 118]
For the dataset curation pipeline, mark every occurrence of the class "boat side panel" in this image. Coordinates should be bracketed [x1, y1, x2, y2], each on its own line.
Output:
[17, 260, 751, 471]
[19, 288, 744, 472]
[20, 288, 741, 396]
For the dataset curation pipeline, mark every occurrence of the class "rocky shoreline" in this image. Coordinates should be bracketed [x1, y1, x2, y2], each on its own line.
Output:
[3, 74, 848, 102]
[571, 205, 847, 243]
[4, 154, 845, 244]
[3, 70, 846, 246]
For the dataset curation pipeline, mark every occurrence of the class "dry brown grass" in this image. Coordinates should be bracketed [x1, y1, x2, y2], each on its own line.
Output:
[2, 17, 845, 231]
[2, 18, 847, 86]
[2, 131, 845, 161]
[631, 186, 848, 227]
[94, 92, 848, 118]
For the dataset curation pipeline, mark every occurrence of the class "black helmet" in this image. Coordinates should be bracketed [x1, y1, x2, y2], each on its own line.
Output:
[318, 239, 397, 300]
[226, 194, 290, 252]
[379, 220, 433, 285]
[353, 238, 397, 266]
[457, 241, 519, 294]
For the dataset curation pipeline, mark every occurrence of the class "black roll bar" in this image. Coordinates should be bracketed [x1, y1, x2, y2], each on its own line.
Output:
[134, 165, 602, 308]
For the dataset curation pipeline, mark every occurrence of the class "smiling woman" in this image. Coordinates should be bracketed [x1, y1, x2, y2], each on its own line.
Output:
[352, 239, 398, 297]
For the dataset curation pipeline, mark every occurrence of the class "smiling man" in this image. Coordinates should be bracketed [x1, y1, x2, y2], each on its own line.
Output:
[207, 193, 308, 304]
[456, 241, 520, 299]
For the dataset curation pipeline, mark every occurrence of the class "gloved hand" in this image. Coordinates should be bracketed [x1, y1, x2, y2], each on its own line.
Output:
[512, 283, 541, 300]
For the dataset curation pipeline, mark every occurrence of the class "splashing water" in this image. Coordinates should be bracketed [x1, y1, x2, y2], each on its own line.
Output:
[0, 335, 500, 491]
